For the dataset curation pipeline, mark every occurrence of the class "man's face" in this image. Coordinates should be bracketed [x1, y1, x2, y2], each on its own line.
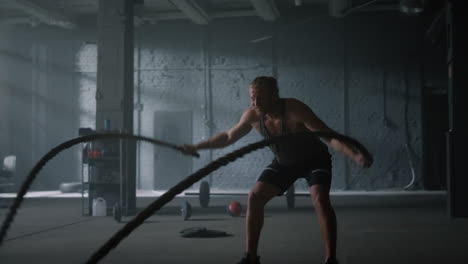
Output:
[249, 86, 276, 114]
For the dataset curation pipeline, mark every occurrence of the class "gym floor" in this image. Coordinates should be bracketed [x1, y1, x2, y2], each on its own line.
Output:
[0, 192, 467, 264]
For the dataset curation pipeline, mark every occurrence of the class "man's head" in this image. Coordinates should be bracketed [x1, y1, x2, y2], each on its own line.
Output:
[249, 76, 279, 114]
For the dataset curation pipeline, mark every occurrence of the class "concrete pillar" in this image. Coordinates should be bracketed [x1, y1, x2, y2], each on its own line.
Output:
[96, 0, 136, 215]
[0, 29, 9, 155]
[446, 0, 468, 218]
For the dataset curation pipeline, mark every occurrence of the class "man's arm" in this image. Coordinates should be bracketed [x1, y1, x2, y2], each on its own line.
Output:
[291, 99, 372, 168]
[181, 108, 255, 154]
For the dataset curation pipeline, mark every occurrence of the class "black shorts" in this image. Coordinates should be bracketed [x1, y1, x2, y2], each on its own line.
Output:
[257, 158, 332, 196]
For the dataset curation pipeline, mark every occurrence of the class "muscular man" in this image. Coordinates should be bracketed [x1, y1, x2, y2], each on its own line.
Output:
[182, 76, 372, 264]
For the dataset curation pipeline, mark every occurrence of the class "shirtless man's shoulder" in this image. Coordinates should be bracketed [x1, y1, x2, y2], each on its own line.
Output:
[284, 97, 308, 111]
[283, 98, 311, 121]
[241, 106, 261, 129]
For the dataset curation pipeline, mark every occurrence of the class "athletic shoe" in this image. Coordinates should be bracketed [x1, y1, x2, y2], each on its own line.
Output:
[323, 257, 339, 264]
[237, 253, 260, 264]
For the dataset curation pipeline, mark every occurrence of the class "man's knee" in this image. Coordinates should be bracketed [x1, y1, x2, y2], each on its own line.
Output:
[248, 188, 276, 207]
[312, 191, 331, 210]
[248, 191, 267, 206]
[247, 182, 280, 209]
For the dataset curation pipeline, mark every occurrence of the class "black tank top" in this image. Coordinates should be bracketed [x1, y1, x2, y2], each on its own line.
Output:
[259, 99, 330, 166]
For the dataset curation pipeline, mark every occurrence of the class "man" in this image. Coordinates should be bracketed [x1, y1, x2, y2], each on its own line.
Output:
[182, 76, 372, 264]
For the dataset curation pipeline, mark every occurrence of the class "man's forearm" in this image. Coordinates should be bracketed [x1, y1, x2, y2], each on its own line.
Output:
[329, 138, 356, 159]
[195, 132, 230, 150]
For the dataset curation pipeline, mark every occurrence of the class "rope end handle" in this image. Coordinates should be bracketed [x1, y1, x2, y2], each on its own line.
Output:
[174, 146, 200, 158]
[344, 137, 373, 168]
[305, 131, 373, 168]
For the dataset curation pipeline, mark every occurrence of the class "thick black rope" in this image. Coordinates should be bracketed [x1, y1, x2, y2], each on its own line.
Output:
[0, 131, 372, 263]
[85, 131, 371, 264]
[0, 133, 199, 247]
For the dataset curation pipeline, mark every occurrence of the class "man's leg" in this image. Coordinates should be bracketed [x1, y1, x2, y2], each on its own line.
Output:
[245, 181, 280, 262]
[310, 184, 337, 262]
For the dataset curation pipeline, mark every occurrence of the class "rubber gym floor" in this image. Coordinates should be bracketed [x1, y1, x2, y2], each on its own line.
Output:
[0, 191, 467, 264]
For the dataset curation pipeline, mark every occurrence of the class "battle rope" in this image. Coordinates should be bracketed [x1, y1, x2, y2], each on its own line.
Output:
[0, 131, 371, 264]
[0, 133, 199, 247]
[84, 131, 371, 264]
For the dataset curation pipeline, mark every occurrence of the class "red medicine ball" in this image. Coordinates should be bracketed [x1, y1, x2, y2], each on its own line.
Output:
[228, 201, 242, 217]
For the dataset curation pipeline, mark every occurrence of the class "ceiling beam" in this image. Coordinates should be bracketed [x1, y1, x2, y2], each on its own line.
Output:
[135, 9, 257, 25]
[212, 10, 257, 18]
[342, 0, 378, 16]
[250, 0, 279, 21]
[169, 0, 209, 25]
[330, 0, 397, 17]
[3, 0, 77, 29]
